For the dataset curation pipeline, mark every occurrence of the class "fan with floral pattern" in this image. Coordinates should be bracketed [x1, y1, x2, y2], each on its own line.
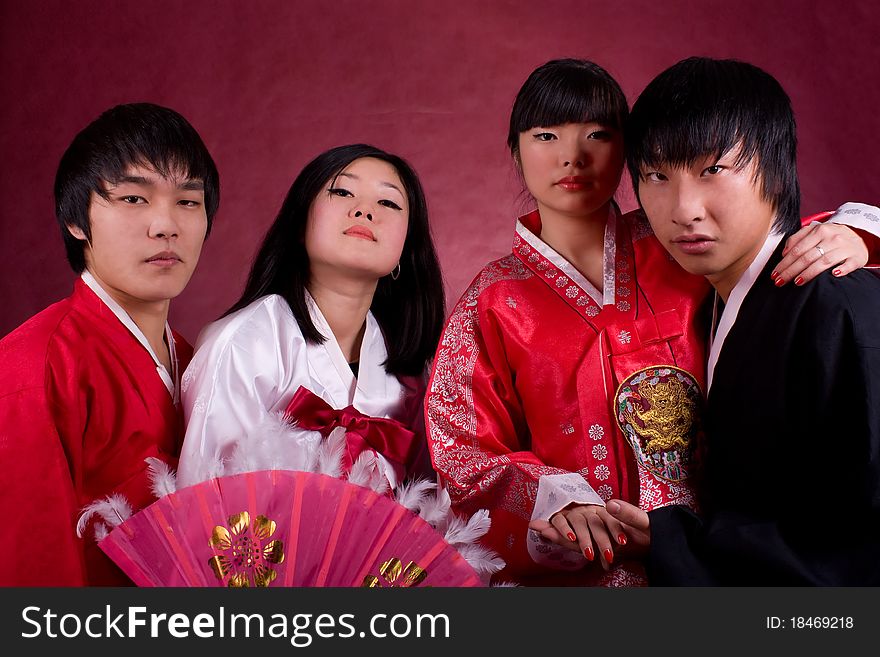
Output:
[98, 469, 484, 587]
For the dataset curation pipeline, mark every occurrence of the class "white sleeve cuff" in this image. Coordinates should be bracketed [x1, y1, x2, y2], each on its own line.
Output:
[531, 472, 605, 521]
[828, 202, 880, 238]
[526, 473, 605, 570]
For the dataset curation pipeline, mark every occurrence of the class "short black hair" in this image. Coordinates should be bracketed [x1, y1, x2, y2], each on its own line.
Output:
[54, 103, 220, 272]
[507, 58, 628, 159]
[626, 57, 800, 233]
[227, 144, 445, 377]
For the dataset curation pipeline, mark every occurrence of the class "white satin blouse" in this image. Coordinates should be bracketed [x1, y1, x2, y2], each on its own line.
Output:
[177, 292, 425, 488]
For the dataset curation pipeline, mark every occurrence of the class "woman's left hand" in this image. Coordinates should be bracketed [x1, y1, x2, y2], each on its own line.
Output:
[772, 223, 868, 286]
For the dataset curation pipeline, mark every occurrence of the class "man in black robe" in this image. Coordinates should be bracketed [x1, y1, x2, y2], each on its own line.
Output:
[606, 56, 880, 585]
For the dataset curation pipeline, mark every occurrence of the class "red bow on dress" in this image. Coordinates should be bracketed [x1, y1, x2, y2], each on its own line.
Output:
[283, 386, 418, 473]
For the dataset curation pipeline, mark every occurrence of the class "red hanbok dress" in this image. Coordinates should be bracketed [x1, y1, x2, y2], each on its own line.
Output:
[426, 209, 709, 585]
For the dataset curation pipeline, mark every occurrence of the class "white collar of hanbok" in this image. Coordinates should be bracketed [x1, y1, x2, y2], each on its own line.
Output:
[515, 204, 619, 307]
[706, 230, 785, 392]
[303, 289, 396, 413]
[80, 270, 179, 401]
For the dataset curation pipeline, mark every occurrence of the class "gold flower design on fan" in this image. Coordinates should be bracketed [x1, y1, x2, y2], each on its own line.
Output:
[361, 557, 427, 587]
[208, 511, 285, 587]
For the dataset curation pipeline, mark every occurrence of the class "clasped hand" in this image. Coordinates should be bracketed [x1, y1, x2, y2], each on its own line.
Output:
[528, 499, 651, 570]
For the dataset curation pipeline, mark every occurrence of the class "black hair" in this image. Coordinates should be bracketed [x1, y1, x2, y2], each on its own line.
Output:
[54, 102, 220, 272]
[226, 144, 445, 377]
[626, 57, 800, 232]
[507, 58, 629, 160]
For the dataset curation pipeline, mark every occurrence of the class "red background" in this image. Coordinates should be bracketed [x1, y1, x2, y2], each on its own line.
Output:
[2, 0, 878, 341]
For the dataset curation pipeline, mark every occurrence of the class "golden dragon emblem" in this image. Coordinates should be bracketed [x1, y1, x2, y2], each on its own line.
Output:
[622, 378, 696, 454]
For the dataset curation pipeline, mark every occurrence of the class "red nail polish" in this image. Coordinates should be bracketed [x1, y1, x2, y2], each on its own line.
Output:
[795, 276, 804, 286]
[567, 532, 577, 543]
[617, 533, 627, 546]
[770, 271, 779, 280]
[584, 546, 594, 561]
[833, 269, 842, 276]
[603, 549, 614, 564]
[774, 277, 785, 287]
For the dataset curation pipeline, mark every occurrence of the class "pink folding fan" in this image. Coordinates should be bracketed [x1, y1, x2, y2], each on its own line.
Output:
[99, 469, 483, 587]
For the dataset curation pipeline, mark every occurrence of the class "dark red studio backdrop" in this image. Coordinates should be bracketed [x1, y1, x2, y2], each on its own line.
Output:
[1, 0, 878, 342]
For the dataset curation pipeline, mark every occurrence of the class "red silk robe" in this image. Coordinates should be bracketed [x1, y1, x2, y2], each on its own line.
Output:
[426, 210, 710, 586]
[0, 279, 192, 585]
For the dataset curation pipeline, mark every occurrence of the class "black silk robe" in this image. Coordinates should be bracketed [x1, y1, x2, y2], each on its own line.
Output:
[648, 238, 880, 586]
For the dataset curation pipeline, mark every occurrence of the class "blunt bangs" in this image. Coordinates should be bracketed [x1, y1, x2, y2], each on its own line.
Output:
[508, 59, 628, 154]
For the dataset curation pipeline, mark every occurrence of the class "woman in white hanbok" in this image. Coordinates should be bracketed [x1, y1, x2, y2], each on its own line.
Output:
[178, 144, 445, 489]
[176, 145, 505, 579]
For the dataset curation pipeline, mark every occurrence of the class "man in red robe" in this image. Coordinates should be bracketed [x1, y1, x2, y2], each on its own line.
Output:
[0, 103, 220, 585]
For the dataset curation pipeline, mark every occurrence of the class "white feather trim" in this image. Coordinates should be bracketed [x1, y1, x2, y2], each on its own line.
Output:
[222, 411, 323, 479]
[371, 470, 390, 496]
[93, 523, 109, 542]
[392, 478, 436, 513]
[355, 452, 390, 496]
[315, 426, 346, 478]
[389, 477, 506, 582]
[227, 441, 261, 476]
[455, 542, 506, 577]
[416, 485, 452, 527]
[347, 450, 375, 487]
[443, 508, 491, 546]
[262, 412, 319, 472]
[347, 451, 390, 495]
[439, 511, 464, 541]
[76, 494, 133, 538]
[198, 457, 228, 486]
[144, 457, 177, 498]
[275, 432, 320, 473]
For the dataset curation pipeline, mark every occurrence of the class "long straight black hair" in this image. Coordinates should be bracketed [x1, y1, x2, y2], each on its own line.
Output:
[226, 144, 445, 377]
